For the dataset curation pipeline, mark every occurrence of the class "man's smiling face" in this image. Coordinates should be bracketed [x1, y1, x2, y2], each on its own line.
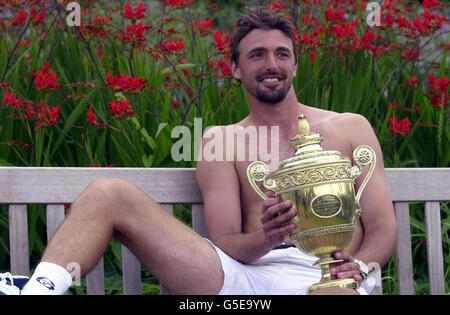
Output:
[231, 28, 298, 104]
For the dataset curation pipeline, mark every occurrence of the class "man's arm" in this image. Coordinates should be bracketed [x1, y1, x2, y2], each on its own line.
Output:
[196, 126, 295, 264]
[331, 114, 398, 280]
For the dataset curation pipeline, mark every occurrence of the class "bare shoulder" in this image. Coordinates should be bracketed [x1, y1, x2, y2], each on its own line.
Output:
[324, 112, 371, 129]
[321, 112, 375, 145]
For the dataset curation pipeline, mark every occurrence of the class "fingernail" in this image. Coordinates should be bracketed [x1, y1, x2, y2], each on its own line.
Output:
[284, 200, 291, 207]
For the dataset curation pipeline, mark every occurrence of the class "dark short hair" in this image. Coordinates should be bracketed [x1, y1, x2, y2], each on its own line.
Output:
[230, 7, 297, 66]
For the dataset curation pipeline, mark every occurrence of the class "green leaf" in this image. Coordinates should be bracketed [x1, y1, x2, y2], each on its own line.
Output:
[161, 63, 197, 75]
[142, 154, 153, 167]
[0, 158, 15, 166]
[140, 128, 156, 150]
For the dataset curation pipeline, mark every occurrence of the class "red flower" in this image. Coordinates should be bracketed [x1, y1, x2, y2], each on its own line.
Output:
[106, 71, 148, 93]
[118, 22, 152, 47]
[171, 99, 180, 108]
[158, 37, 186, 54]
[382, 11, 395, 28]
[124, 2, 146, 20]
[30, 7, 46, 24]
[408, 10, 444, 36]
[309, 51, 316, 67]
[213, 30, 230, 53]
[298, 32, 320, 46]
[12, 11, 27, 26]
[401, 48, 421, 60]
[270, 0, 287, 11]
[388, 116, 411, 136]
[86, 106, 106, 128]
[429, 74, 449, 94]
[35, 99, 60, 129]
[217, 58, 232, 77]
[33, 62, 60, 92]
[422, 0, 444, 9]
[164, 0, 194, 7]
[330, 21, 356, 40]
[80, 15, 112, 39]
[108, 98, 136, 118]
[193, 19, 215, 35]
[428, 74, 449, 108]
[325, 7, 345, 23]
[406, 74, 419, 87]
[2, 91, 26, 109]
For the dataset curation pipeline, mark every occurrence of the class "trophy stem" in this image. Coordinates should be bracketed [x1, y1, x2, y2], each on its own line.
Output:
[307, 257, 360, 294]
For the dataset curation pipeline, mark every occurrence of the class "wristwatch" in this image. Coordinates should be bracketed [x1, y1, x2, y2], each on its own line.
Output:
[353, 259, 369, 280]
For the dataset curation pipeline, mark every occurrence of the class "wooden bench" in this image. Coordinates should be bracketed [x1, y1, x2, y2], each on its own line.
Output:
[0, 167, 448, 295]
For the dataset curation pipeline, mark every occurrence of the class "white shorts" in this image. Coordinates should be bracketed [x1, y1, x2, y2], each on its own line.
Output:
[206, 240, 376, 295]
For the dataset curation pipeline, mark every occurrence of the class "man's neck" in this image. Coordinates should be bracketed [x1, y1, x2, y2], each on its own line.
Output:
[246, 89, 307, 137]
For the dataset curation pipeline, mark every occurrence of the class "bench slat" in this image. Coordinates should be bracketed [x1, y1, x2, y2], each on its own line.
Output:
[394, 202, 414, 295]
[86, 258, 105, 295]
[8, 204, 30, 276]
[192, 204, 208, 238]
[425, 202, 445, 295]
[386, 168, 450, 202]
[46, 204, 65, 242]
[0, 167, 202, 204]
[122, 245, 141, 295]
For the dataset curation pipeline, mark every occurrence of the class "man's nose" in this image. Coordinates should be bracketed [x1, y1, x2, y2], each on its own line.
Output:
[264, 54, 278, 71]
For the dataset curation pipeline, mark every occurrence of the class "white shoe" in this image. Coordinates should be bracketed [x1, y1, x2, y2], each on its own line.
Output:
[0, 273, 29, 295]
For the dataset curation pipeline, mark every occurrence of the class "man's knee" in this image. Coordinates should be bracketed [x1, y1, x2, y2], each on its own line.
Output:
[87, 177, 131, 195]
[76, 177, 151, 212]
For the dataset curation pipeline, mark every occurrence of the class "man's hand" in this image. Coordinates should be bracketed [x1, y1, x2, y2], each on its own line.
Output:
[260, 192, 297, 247]
[330, 251, 364, 282]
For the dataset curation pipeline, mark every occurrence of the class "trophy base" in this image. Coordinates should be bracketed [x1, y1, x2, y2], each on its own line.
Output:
[307, 278, 359, 294]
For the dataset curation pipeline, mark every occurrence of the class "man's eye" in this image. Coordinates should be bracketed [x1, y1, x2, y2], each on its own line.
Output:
[251, 52, 263, 58]
[278, 52, 290, 58]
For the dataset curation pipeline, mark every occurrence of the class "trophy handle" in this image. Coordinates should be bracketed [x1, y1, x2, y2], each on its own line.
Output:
[247, 161, 277, 200]
[351, 145, 376, 215]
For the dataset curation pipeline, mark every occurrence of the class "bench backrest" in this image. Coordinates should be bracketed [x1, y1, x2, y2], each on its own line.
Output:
[1, 167, 449, 295]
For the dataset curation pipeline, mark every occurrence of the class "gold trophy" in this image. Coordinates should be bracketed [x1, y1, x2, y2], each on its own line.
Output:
[247, 115, 376, 293]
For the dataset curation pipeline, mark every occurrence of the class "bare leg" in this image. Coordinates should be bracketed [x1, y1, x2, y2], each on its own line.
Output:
[41, 177, 224, 294]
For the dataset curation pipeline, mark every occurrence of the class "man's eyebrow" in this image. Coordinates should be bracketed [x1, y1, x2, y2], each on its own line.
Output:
[246, 46, 292, 55]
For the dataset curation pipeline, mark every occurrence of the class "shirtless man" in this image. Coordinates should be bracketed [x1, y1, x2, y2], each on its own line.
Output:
[0, 7, 397, 295]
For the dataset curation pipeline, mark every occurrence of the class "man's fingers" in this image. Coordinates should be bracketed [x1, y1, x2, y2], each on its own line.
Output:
[261, 197, 281, 214]
[265, 223, 296, 239]
[261, 200, 292, 222]
[335, 270, 363, 282]
[262, 208, 297, 231]
[333, 250, 353, 262]
[330, 260, 364, 282]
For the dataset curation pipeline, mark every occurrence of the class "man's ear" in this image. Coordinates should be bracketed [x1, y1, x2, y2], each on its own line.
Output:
[231, 61, 241, 81]
[293, 57, 298, 78]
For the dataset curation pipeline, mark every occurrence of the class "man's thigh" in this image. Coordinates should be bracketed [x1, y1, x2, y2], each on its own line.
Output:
[108, 179, 224, 295]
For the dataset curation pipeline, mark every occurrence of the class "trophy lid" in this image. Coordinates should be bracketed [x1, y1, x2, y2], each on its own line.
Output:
[277, 115, 343, 170]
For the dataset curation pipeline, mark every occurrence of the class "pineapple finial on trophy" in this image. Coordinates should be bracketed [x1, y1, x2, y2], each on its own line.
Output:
[297, 114, 311, 136]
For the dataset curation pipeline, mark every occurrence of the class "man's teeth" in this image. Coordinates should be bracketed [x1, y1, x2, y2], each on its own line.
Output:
[262, 78, 279, 82]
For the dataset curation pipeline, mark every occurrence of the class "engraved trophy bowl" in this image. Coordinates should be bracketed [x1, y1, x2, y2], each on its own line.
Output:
[247, 115, 376, 294]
